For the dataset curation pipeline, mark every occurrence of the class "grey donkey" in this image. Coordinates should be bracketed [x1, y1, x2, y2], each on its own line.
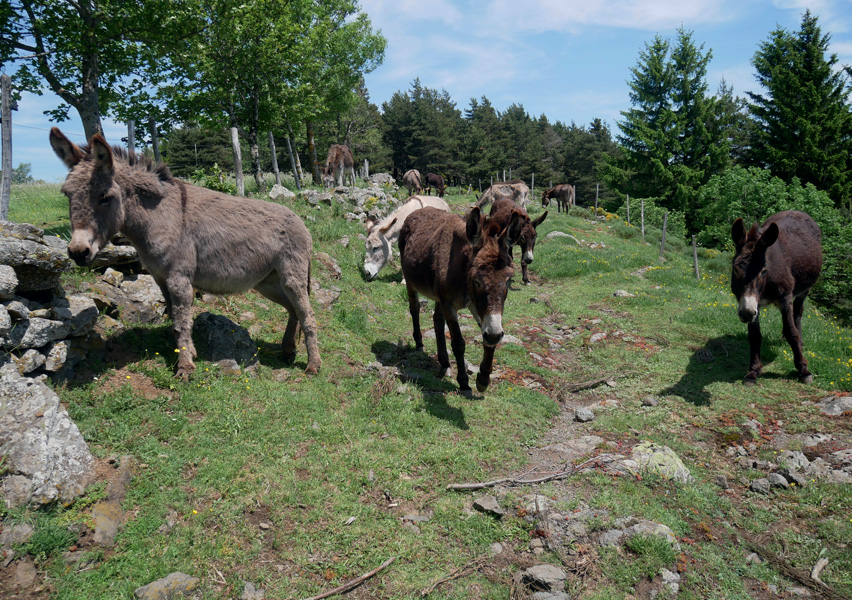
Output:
[50, 128, 321, 379]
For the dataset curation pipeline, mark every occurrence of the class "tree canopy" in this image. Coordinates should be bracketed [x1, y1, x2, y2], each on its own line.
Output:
[747, 9, 852, 208]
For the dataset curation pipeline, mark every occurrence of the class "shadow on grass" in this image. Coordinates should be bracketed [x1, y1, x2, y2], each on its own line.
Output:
[660, 334, 779, 406]
[371, 339, 470, 430]
[59, 319, 305, 389]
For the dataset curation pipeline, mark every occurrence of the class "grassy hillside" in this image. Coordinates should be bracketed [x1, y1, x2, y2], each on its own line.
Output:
[3, 182, 851, 599]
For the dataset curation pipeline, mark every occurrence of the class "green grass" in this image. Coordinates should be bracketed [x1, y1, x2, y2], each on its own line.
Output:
[4, 181, 852, 599]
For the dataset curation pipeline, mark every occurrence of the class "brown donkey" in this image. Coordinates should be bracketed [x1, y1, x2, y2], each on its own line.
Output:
[731, 210, 822, 385]
[50, 128, 321, 379]
[399, 206, 522, 392]
[490, 196, 547, 285]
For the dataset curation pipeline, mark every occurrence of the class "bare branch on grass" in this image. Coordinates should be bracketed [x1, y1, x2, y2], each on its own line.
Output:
[447, 457, 603, 491]
[301, 557, 397, 600]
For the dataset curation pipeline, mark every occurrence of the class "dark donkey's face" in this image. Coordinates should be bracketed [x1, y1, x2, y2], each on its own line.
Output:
[518, 211, 547, 265]
[50, 128, 125, 266]
[466, 210, 523, 347]
[731, 218, 779, 324]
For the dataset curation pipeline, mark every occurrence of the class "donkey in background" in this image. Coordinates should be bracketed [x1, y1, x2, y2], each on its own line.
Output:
[399, 206, 522, 393]
[489, 197, 547, 285]
[363, 195, 450, 281]
[50, 128, 321, 378]
[323, 144, 355, 187]
[731, 210, 822, 385]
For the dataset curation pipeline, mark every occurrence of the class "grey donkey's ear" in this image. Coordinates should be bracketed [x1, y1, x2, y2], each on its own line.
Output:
[49, 127, 85, 168]
[90, 134, 114, 175]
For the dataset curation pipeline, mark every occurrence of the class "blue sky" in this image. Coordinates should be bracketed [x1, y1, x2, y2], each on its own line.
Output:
[8, 0, 852, 183]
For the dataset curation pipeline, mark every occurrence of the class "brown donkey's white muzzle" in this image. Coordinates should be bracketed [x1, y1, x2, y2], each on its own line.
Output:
[481, 313, 504, 347]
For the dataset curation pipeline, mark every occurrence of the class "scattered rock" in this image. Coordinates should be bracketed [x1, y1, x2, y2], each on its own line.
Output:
[473, 495, 504, 518]
[745, 552, 763, 564]
[0, 362, 95, 507]
[631, 441, 693, 483]
[642, 396, 659, 407]
[714, 475, 730, 490]
[0, 265, 18, 300]
[613, 290, 635, 298]
[0, 523, 34, 546]
[661, 568, 681, 595]
[574, 408, 595, 423]
[778, 468, 807, 488]
[767, 473, 790, 489]
[779, 450, 810, 471]
[816, 396, 852, 417]
[12, 557, 38, 590]
[193, 312, 259, 366]
[589, 332, 607, 344]
[268, 184, 296, 201]
[134, 572, 200, 600]
[542, 436, 603, 461]
[598, 529, 624, 547]
[315, 252, 342, 279]
[491, 542, 504, 555]
[241, 581, 266, 600]
[521, 564, 567, 591]
[750, 478, 771, 495]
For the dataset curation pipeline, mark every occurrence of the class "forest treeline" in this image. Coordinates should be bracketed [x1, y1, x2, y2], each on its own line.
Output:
[4, 4, 851, 314]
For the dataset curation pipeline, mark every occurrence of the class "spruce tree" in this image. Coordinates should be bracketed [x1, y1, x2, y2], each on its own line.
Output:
[748, 10, 852, 207]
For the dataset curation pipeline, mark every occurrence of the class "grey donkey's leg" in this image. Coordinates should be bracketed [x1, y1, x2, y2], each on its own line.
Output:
[261, 272, 321, 374]
[165, 273, 197, 379]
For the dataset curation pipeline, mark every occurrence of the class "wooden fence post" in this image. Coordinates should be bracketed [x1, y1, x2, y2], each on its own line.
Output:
[531, 172, 535, 195]
[230, 127, 245, 196]
[594, 183, 599, 216]
[509, 167, 512, 180]
[268, 131, 281, 186]
[364, 158, 369, 179]
[478, 178, 481, 193]
[641, 198, 645, 241]
[626, 194, 630, 225]
[692, 235, 700, 280]
[659, 212, 668, 259]
[127, 120, 135, 154]
[0, 74, 12, 221]
[502, 169, 505, 182]
[148, 117, 161, 163]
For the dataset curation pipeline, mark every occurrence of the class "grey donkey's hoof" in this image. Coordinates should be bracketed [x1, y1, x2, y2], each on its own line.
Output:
[743, 375, 758, 386]
[800, 373, 814, 384]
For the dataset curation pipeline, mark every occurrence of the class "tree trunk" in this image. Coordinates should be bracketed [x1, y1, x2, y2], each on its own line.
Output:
[268, 131, 281, 186]
[248, 126, 264, 192]
[306, 120, 321, 184]
[286, 121, 304, 183]
[231, 126, 245, 196]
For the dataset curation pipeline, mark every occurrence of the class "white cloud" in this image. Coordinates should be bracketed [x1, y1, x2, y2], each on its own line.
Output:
[483, 0, 734, 33]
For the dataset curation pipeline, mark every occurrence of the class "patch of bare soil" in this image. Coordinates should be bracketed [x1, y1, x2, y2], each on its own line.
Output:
[99, 365, 176, 400]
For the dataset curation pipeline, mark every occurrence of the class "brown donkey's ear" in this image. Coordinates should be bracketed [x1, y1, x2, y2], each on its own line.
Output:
[49, 127, 84, 168]
[466, 206, 483, 245]
[731, 218, 747, 248]
[90, 134, 114, 175]
[757, 222, 779, 251]
[498, 213, 523, 251]
[532, 211, 548, 228]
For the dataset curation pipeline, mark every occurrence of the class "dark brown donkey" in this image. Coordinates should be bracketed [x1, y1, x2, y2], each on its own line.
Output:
[399, 206, 522, 392]
[730, 210, 822, 385]
[50, 128, 321, 379]
[490, 197, 547, 285]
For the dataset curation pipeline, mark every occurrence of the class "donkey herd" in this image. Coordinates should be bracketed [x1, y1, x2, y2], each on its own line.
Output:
[49, 129, 824, 392]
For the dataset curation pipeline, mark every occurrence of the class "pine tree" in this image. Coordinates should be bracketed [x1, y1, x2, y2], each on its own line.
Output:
[748, 10, 852, 207]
